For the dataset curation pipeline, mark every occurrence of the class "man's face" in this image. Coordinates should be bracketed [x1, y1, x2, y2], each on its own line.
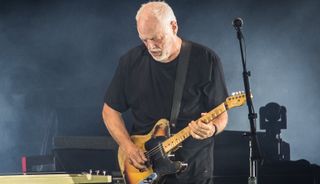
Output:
[137, 16, 175, 62]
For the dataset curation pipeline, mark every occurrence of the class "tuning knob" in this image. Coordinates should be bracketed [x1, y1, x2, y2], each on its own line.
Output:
[177, 162, 188, 172]
[167, 153, 175, 158]
[181, 162, 188, 168]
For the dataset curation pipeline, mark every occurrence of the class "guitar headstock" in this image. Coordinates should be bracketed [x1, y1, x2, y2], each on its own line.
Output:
[225, 91, 252, 109]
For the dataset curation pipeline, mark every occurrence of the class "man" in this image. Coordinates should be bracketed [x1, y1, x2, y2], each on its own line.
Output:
[103, 2, 228, 184]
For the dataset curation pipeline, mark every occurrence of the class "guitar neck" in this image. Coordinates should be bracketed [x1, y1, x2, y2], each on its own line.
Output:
[161, 103, 227, 153]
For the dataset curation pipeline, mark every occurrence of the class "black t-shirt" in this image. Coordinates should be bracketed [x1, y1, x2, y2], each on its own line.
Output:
[105, 40, 228, 180]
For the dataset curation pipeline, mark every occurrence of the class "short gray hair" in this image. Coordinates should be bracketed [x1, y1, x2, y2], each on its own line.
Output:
[136, 1, 177, 25]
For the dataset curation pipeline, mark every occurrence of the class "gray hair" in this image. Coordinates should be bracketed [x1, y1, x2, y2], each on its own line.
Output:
[135, 1, 177, 25]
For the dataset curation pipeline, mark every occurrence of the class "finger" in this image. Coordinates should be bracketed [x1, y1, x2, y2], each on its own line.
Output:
[128, 159, 133, 165]
[188, 122, 197, 135]
[192, 121, 209, 138]
[130, 158, 146, 170]
[190, 130, 204, 140]
[139, 150, 148, 162]
[189, 121, 201, 134]
[201, 112, 208, 116]
[197, 128, 210, 137]
[196, 125, 209, 136]
[193, 121, 211, 136]
[128, 151, 144, 166]
[189, 120, 196, 128]
[189, 123, 207, 139]
[199, 117, 214, 125]
[197, 121, 213, 131]
[133, 152, 146, 165]
[190, 120, 197, 125]
[199, 122, 215, 137]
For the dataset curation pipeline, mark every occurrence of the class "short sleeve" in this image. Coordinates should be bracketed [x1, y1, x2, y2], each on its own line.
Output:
[104, 58, 129, 112]
[203, 54, 229, 109]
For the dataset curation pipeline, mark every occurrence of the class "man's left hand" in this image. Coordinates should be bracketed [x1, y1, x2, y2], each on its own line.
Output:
[188, 113, 216, 140]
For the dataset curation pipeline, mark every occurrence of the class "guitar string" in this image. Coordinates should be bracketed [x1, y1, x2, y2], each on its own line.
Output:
[145, 134, 187, 157]
[145, 117, 212, 157]
[144, 112, 221, 157]
[143, 104, 232, 159]
[145, 142, 167, 157]
[145, 139, 175, 157]
[145, 141, 169, 157]
[145, 145, 161, 157]
[144, 126, 197, 157]
[144, 137, 174, 157]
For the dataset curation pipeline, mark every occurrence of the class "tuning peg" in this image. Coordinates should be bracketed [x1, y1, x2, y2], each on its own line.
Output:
[180, 162, 188, 172]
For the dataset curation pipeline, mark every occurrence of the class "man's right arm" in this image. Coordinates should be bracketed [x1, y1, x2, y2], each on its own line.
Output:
[102, 103, 147, 170]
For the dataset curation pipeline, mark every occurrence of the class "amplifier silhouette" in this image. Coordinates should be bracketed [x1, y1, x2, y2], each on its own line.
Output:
[213, 131, 319, 184]
[53, 136, 119, 174]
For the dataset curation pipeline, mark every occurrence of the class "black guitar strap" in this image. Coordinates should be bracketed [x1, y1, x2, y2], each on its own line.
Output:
[169, 40, 191, 133]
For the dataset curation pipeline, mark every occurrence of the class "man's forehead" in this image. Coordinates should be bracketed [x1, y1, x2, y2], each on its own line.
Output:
[138, 29, 159, 40]
[137, 14, 159, 27]
[137, 18, 164, 37]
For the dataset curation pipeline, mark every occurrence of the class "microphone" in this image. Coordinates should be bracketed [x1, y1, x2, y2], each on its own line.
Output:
[232, 17, 243, 30]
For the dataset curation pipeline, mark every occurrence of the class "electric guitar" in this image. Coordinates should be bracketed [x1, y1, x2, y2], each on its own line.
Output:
[118, 92, 249, 184]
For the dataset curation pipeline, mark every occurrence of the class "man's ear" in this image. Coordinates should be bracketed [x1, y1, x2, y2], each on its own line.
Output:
[170, 21, 178, 35]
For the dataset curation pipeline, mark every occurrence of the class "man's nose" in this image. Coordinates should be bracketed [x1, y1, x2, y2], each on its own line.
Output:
[146, 40, 156, 50]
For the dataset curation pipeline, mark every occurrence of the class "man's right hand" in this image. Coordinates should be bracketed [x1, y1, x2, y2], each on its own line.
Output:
[122, 143, 148, 171]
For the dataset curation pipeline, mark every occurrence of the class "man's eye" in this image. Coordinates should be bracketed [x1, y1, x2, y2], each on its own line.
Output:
[155, 37, 163, 42]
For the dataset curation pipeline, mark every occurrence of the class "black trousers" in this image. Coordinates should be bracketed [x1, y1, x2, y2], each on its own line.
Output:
[160, 176, 214, 184]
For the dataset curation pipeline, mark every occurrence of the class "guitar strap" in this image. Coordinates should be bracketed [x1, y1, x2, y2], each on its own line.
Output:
[169, 40, 192, 134]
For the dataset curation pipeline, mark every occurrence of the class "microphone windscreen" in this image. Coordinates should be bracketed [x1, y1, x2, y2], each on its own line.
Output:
[232, 17, 243, 28]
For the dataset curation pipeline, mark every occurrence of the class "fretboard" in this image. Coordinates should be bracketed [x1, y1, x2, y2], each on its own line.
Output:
[161, 103, 227, 153]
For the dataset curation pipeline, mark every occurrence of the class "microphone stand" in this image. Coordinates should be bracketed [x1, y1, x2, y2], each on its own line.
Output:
[234, 24, 262, 184]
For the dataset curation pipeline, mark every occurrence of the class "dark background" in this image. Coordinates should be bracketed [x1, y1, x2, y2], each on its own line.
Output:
[0, 0, 319, 173]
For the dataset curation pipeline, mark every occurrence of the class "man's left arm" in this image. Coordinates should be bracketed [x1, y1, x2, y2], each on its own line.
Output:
[189, 50, 229, 140]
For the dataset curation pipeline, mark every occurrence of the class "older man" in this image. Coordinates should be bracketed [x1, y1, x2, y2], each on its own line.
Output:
[103, 2, 228, 184]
